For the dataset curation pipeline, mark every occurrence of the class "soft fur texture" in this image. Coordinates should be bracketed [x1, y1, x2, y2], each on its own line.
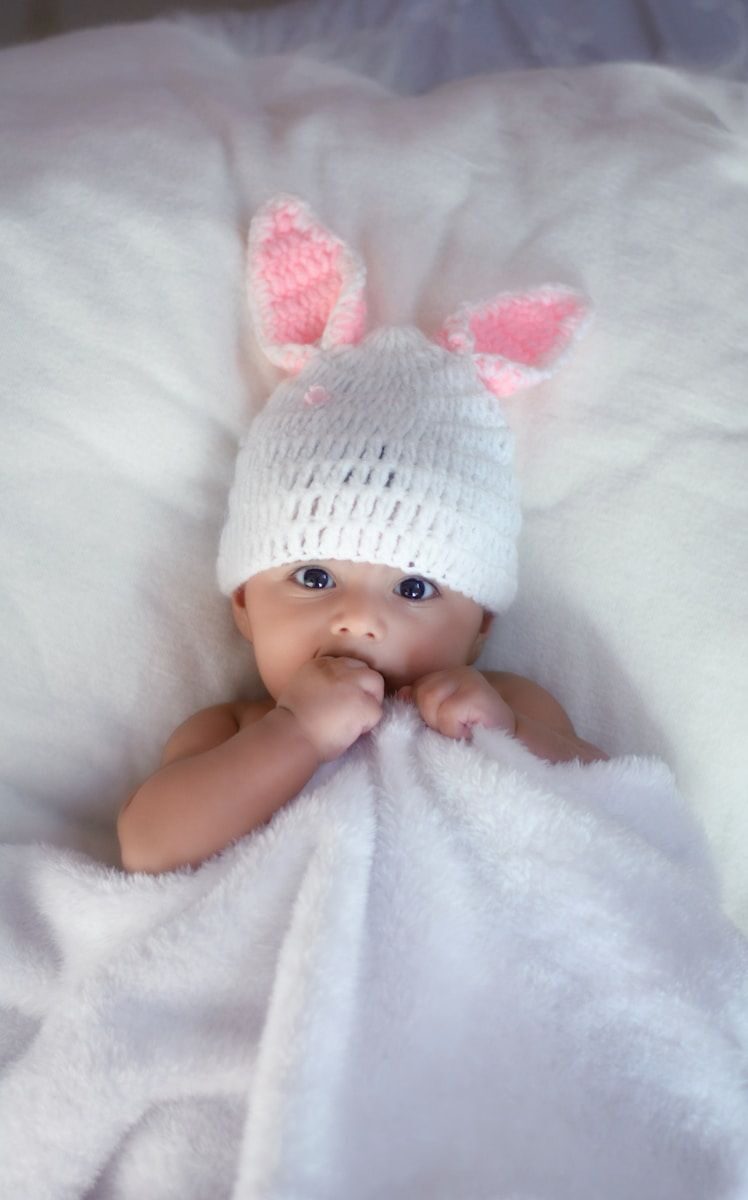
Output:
[0, 701, 746, 1199]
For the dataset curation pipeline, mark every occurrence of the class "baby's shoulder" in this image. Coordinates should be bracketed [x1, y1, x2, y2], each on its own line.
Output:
[482, 671, 575, 737]
[231, 697, 275, 729]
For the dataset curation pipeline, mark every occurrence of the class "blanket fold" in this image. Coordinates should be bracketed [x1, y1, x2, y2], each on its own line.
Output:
[1, 699, 747, 1199]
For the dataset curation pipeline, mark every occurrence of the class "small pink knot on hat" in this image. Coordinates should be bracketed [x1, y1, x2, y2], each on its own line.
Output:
[303, 385, 330, 407]
[217, 194, 591, 611]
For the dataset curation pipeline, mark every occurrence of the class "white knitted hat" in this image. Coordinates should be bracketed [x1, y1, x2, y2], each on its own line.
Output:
[217, 195, 589, 612]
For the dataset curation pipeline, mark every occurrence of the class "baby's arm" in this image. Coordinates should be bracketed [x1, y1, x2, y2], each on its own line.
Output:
[117, 655, 384, 876]
[399, 667, 608, 764]
[484, 671, 609, 764]
[117, 705, 322, 875]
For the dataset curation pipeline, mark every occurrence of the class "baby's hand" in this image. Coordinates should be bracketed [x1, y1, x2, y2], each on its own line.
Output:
[397, 666, 516, 741]
[276, 655, 385, 763]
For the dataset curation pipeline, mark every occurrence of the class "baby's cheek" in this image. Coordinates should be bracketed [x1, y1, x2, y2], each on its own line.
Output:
[253, 640, 298, 700]
[401, 648, 442, 686]
[403, 638, 468, 686]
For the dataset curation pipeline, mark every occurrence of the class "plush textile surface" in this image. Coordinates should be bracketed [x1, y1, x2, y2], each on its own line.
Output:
[1, 701, 747, 1198]
[1, 19, 747, 942]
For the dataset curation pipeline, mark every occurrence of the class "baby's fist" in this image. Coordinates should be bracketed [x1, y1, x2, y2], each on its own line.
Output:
[277, 655, 385, 762]
[399, 666, 516, 741]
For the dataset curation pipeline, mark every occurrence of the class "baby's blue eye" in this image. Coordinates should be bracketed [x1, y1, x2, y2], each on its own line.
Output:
[292, 566, 335, 590]
[395, 576, 437, 601]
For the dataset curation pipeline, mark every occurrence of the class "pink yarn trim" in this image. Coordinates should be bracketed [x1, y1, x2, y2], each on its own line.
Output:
[436, 285, 590, 399]
[247, 194, 367, 374]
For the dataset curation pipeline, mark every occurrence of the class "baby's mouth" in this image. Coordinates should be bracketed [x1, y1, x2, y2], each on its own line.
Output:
[314, 647, 375, 667]
[313, 647, 392, 687]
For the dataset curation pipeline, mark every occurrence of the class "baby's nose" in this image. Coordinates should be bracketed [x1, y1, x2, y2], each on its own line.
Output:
[331, 602, 384, 641]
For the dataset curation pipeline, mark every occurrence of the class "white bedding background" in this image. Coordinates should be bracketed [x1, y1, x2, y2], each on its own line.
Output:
[191, 0, 748, 94]
[0, 13, 747, 932]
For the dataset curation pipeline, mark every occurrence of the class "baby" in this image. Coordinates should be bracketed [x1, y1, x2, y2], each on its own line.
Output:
[118, 195, 605, 876]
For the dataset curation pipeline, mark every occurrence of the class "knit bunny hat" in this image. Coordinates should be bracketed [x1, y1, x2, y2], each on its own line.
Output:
[217, 194, 590, 612]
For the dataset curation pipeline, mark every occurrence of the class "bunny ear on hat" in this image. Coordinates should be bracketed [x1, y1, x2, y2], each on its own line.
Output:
[435, 285, 591, 399]
[247, 194, 368, 375]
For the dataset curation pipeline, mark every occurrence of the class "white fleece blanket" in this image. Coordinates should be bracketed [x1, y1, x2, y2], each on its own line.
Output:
[1, 700, 746, 1199]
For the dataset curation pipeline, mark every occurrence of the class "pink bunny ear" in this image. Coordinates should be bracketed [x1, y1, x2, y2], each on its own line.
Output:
[435, 285, 591, 399]
[247, 194, 367, 375]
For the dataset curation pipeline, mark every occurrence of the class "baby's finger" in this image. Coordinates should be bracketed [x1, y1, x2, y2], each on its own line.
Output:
[434, 693, 475, 740]
[359, 691, 386, 733]
[353, 666, 385, 704]
[412, 674, 460, 732]
[322, 656, 383, 695]
[571, 737, 610, 763]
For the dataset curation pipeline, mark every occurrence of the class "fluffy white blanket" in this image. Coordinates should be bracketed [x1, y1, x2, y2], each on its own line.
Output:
[1, 700, 747, 1198]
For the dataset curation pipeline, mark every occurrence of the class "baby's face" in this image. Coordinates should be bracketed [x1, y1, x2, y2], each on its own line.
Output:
[231, 559, 493, 699]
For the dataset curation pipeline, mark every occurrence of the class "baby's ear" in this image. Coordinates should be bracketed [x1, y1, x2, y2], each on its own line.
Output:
[247, 194, 368, 376]
[469, 610, 494, 663]
[479, 610, 494, 636]
[231, 585, 252, 641]
[435, 285, 591, 399]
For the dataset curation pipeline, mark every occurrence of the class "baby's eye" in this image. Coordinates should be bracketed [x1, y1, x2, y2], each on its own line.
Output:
[394, 576, 438, 601]
[292, 565, 335, 590]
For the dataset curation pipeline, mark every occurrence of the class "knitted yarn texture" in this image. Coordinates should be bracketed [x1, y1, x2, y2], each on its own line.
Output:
[218, 325, 519, 612]
[217, 194, 590, 612]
